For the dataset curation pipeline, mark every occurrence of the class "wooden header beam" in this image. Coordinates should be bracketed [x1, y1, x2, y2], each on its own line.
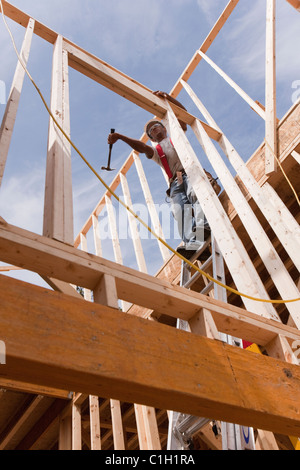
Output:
[63, 41, 221, 140]
[0, 1, 220, 141]
[1, 274, 300, 437]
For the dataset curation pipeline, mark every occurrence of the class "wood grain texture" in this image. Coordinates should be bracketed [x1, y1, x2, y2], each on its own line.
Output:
[1, 275, 300, 436]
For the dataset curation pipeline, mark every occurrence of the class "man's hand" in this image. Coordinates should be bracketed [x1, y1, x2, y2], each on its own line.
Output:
[153, 90, 168, 99]
[108, 132, 120, 145]
[152, 90, 187, 132]
[107, 132, 154, 158]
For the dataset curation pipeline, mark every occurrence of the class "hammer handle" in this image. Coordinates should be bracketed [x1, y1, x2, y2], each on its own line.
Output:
[107, 129, 115, 165]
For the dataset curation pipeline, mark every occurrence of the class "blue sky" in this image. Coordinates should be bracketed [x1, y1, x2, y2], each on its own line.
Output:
[0, 0, 299, 287]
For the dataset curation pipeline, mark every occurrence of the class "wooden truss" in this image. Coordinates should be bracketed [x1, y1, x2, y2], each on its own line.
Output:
[0, 0, 299, 450]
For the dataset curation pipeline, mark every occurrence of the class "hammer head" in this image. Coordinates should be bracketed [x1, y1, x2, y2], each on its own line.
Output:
[101, 166, 115, 171]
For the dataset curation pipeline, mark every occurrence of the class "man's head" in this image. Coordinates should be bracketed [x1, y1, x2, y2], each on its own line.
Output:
[145, 120, 167, 143]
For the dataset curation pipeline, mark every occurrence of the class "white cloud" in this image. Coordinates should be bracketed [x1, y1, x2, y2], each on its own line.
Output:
[0, 169, 44, 233]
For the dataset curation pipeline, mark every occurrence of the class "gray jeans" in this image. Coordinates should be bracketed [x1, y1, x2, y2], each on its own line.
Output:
[169, 174, 209, 244]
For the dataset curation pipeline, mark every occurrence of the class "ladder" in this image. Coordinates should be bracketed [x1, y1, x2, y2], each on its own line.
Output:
[167, 235, 256, 450]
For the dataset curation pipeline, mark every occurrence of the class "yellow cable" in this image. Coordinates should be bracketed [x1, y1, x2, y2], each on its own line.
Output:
[1, 1, 299, 305]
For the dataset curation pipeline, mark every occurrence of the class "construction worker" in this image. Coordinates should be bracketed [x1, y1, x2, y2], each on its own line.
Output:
[286, 0, 300, 10]
[107, 91, 211, 259]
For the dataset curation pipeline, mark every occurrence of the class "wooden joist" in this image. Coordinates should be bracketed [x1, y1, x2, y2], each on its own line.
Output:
[1, 274, 300, 437]
[0, 378, 71, 400]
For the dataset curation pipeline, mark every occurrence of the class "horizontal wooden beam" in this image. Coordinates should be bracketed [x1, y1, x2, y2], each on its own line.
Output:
[0, 2, 220, 141]
[1, 274, 300, 436]
[63, 41, 221, 141]
[0, 0, 58, 43]
[0, 220, 299, 347]
[0, 377, 72, 399]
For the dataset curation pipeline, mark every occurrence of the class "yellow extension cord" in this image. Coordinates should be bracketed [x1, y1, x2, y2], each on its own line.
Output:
[1, 1, 299, 305]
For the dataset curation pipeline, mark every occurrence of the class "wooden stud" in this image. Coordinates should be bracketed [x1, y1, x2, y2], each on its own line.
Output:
[189, 308, 220, 340]
[166, 103, 280, 321]
[142, 406, 161, 450]
[92, 214, 103, 257]
[190, 118, 300, 326]
[110, 400, 126, 450]
[261, 182, 300, 241]
[265, 334, 299, 365]
[134, 404, 149, 450]
[0, 18, 35, 186]
[93, 273, 118, 309]
[181, 79, 300, 273]
[43, 35, 74, 244]
[133, 151, 170, 263]
[134, 404, 161, 450]
[91, 245, 126, 450]
[89, 395, 101, 450]
[265, 0, 278, 174]
[120, 172, 148, 273]
[59, 413, 72, 450]
[256, 430, 279, 450]
[72, 400, 82, 450]
[79, 233, 92, 302]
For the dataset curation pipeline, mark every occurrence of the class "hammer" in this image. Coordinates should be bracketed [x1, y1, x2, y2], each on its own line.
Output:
[102, 128, 116, 171]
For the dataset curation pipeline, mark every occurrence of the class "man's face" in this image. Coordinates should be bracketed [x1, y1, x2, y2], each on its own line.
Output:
[149, 123, 167, 143]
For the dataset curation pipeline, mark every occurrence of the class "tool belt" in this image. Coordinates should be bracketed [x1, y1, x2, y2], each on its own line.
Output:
[166, 171, 185, 197]
[204, 169, 221, 196]
[166, 170, 221, 197]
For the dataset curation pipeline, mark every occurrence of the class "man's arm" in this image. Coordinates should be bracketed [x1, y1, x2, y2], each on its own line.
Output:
[108, 132, 154, 158]
[153, 91, 188, 131]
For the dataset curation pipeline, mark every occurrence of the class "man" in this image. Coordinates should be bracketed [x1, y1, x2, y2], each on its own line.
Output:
[286, 0, 300, 11]
[107, 91, 210, 259]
